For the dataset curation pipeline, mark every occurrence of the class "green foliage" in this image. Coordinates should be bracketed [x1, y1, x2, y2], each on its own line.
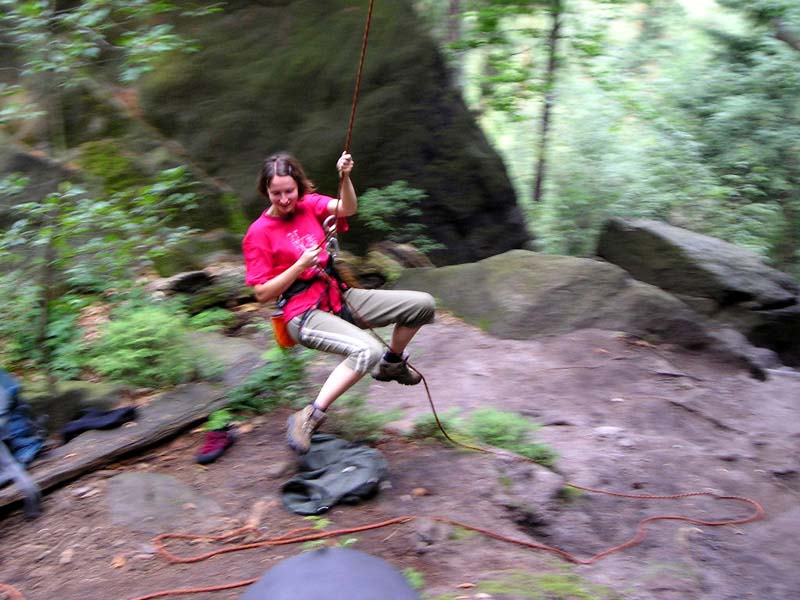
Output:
[225, 346, 313, 414]
[478, 570, 619, 599]
[204, 409, 235, 431]
[448, 525, 477, 541]
[76, 140, 146, 194]
[327, 394, 404, 443]
[0, 167, 199, 376]
[44, 294, 93, 379]
[188, 307, 238, 332]
[0, 0, 221, 91]
[88, 301, 218, 388]
[411, 408, 556, 467]
[0, 274, 41, 370]
[402, 567, 425, 591]
[220, 192, 250, 235]
[301, 516, 359, 551]
[410, 409, 463, 441]
[417, 0, 800, 276]
[357, 181, 443, 254]
[0, 83, 44, 125]
[0, 279, 90, 377]
[560, 484, 585, 503]
[510, 0, 800, 276]
[1, 167, 198, 291]
[467, 408, 557, 467]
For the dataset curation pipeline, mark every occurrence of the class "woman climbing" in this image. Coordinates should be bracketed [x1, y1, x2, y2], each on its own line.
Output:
[243, 152, 435, 454]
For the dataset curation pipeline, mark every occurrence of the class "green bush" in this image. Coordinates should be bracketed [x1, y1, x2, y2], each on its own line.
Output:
[0, 274, 43, 370]
[204, 408, 236, 431]
[410, 409, 463, 440]
[225, 346, 313, 413]
[188, 307, 238, 332]
[402, 568, 425, 591]
[0, 279, 90, 377]
[46, 295, 94, 379]
[327, 394, 403, 443]
[88, 302, 217, 387]
[467, 408, 557, 467]
[478, 570, 618, 599]
[358, 181, 444, 254]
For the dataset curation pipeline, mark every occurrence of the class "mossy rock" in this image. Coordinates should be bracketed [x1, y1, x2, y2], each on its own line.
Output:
[75, 140, 148, 194]
[394, 249, 712, 348]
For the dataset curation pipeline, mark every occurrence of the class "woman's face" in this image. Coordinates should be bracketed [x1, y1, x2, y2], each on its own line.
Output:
[267, 175, 299, 217]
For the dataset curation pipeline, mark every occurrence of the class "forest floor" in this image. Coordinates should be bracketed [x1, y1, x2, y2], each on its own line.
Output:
[1, 310, 798, 600]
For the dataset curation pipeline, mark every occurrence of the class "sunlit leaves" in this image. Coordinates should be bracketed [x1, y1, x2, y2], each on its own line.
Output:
[0, 167, 198, 291]
[0, 0, 219, 90]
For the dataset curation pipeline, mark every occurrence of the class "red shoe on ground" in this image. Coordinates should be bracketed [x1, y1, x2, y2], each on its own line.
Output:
[195, 427, 236, 464]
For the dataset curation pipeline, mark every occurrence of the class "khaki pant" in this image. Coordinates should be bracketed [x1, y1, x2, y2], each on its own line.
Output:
[287, 288, 435, 374]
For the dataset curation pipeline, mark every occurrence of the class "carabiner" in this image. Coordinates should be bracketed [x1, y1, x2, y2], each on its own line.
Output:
[323, 214, 337, 236]
[326, 235, 340, 258]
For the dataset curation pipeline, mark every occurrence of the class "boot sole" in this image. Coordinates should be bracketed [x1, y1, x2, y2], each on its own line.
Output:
[371, 373, 421, 386]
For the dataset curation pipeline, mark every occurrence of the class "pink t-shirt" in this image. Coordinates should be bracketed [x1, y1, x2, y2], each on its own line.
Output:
[243, 193, 348, 322]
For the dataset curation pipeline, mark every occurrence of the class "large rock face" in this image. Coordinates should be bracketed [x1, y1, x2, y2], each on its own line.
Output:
[597, 218, 800, 366]
[394, 249, 711, 347]
[138, 0, 529, 265]
[394, 249, 779, 376]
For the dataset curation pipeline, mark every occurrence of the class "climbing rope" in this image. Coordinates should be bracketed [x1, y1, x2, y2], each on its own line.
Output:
[333, 0, 374, 223]
[125, 487, 762, 599]
[345, 0, 374, 155]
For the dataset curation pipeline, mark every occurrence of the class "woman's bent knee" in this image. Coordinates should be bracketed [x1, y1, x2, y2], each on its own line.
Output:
[405, 291, 436, 327]
[345, 340, 383, 374]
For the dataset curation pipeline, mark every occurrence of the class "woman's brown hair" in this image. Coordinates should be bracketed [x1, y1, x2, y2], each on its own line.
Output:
[256, 153, 316, 198]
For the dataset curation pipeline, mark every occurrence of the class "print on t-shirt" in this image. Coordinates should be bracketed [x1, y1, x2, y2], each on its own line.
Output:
[287, 229, 318, 254]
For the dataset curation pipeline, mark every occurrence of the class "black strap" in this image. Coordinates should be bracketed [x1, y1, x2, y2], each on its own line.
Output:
[278, 261, 353, 323]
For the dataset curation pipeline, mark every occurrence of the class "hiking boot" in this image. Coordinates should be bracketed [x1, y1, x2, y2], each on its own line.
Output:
[286, 405, 326, 454]
[195, 427, 236, 465]
[372, 352, 421, 386]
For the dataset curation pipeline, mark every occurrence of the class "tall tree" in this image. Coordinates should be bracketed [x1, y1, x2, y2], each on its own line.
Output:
[532, 0, 563, 204]
[719, 0, 800, 52]
[446, 0, 628, 207]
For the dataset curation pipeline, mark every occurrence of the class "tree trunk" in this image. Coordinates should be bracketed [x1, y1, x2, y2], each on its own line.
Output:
[773, 183, 800, 270]
[36, 214, 58, 397]
[532, 0, 562, 204]
[772, 18, 800, 52]
[446, 0, 461, 45]
[446, 0, 464, 85]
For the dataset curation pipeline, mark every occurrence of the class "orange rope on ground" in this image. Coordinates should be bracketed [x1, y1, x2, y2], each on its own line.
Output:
[0, 583, 25, 600]
[131, 490, 762, 598]
[149, 496, 763, 568]
[129, 579, 257, 600]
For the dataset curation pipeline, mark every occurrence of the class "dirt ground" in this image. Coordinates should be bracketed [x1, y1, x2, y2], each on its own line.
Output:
[1, 312, 799, 600]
